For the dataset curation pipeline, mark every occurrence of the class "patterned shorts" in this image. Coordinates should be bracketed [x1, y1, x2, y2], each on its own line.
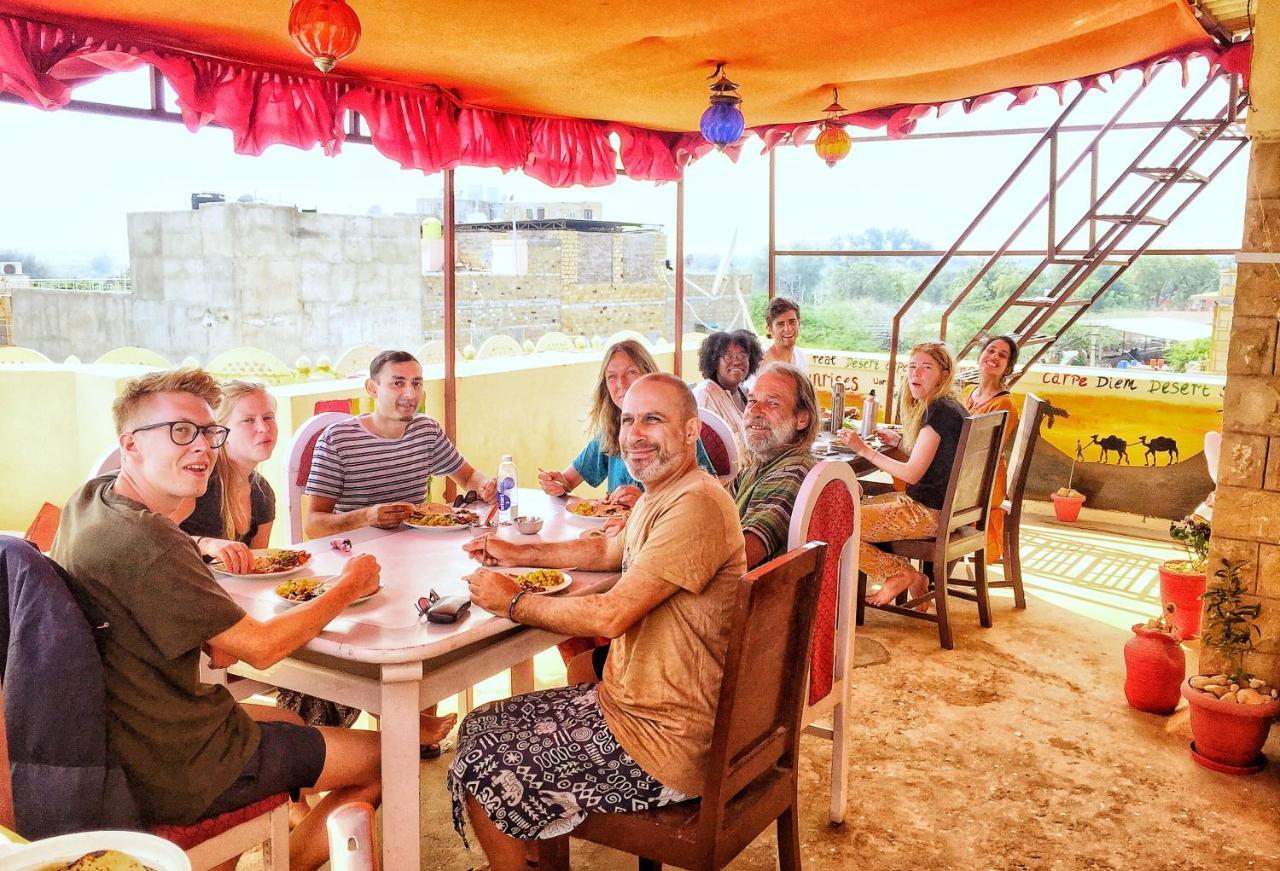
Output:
[447, 683, 691, 844]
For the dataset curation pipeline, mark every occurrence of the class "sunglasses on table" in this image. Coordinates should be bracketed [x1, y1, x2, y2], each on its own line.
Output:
[452, 490, 479, 508]
[131, 420, 230, 448]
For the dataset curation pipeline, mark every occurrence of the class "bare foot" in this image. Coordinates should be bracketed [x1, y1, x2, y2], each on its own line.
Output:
[867, 569, 927, 607]
[907, 574, 931, 612]
[419, 712, 458, 748]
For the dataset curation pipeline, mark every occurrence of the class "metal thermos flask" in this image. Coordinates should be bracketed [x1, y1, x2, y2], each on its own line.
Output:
[831, 381, 845, 434]
[861, 390, 878, 439]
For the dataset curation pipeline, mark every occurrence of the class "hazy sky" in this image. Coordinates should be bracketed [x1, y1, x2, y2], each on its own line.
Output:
[0, 57, 1248, 274]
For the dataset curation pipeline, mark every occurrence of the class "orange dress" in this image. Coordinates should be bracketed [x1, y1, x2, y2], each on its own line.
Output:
[964, 389, 1019, 563]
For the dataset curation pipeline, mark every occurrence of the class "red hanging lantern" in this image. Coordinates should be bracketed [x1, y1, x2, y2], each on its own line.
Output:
[814, 89, 851, 168]
[288, 0, 362, 74]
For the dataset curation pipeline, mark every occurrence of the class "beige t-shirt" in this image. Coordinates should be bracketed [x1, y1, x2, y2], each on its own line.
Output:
[596, 467, 747, 796]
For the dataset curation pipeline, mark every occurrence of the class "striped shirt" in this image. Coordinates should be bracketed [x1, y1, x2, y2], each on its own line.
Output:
[730, 446, 815, 562]
[304, 415, 464, 513]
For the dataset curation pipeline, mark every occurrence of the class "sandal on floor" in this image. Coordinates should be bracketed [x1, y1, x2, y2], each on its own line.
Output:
[420, 739, 454, 760]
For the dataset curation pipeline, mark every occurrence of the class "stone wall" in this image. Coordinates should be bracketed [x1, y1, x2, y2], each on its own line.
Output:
[1206, 139, 1280, 685]
[9, 203, 425, 362]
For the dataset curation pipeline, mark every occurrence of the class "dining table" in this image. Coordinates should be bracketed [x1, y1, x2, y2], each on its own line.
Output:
[213, 488, 619, 871]
[810, 430, 880, 476]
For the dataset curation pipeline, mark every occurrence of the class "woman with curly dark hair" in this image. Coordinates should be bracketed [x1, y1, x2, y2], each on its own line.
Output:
[692, 329, 762, 447]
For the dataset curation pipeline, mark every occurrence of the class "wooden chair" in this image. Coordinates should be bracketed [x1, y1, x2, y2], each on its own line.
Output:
[953, 392, 1047, 611]
[282, 411, 351, 543]
[151, 793, 289, 870]
[538, 542, 828, 871]
[786, 459, 859, 825]
[696, 406, 738, 483]
[857, 411, 1008, 650]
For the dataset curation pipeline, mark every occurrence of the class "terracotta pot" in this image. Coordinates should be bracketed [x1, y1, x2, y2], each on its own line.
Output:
[1159, 561, 1206, 639]
[1050, 492, 1085, 522]
[1123, 624, 1185, 714]
[1181, 681, 1280, 774]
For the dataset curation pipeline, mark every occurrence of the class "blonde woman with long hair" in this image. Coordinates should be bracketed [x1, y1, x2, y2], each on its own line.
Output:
[182, 380, 278, 572]
[834, 341, 966, 607]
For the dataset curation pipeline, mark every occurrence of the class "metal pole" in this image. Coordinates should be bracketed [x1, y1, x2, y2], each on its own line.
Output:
[768, 149, 777, 301]
[674, 177, 685, 377]
[1048, 133, 1058, 256]
[443, 168, 458, 501]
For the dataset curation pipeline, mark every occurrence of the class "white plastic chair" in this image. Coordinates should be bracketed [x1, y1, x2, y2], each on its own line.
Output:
[283, 412, 351, 544]
[786, 458, 860, 824]
[89, 444, 122, 480]
[1195, 430, 1222, 521]
[696, 406, 739, 484]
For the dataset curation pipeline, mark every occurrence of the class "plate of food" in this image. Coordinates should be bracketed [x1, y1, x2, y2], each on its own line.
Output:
[210, 548, 312, 578]
[0, 829, 191, 871]
[500, 567, 573, 595]
[274, 575, 381, 606]
[564, 497, 628, 523]
[403, 507, 479, 532]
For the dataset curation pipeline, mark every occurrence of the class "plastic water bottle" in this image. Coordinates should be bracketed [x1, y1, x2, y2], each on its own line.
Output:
[861, 390, 879, 439]
[496, 455, 518, 524]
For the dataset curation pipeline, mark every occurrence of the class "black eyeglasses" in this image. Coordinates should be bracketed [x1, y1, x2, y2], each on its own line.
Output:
[131, 420, 231, 448]
[414, 589, 442, 616]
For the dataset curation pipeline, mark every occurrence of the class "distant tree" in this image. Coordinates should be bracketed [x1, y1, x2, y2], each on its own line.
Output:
[0, 250, 51, 278]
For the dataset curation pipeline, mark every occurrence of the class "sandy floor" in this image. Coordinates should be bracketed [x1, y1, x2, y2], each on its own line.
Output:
[253, 520, 1280, 869]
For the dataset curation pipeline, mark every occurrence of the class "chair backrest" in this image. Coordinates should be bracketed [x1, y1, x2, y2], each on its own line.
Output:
[696, 542, 826, 862]
[89, 444, 122, 481]
[697, 406, 738, 481]
[23, 503, 62, 554]
[938, 411, 1008, 535]
[314, 398, 356, 415]
[1005, 393, 1049, 510]
[283, 412, 351, 543]
[787, 460, 860, 709]
[1204, 431, 1222, 485]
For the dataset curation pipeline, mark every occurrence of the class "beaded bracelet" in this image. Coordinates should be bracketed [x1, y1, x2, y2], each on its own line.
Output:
[507, 589, 531, 623]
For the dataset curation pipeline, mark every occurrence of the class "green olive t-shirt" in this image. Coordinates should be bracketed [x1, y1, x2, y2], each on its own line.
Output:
[51, 476, 259, 824]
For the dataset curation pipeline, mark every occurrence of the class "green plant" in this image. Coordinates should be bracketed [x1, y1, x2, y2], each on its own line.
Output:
[1169, 514, 1211, 572]
[1200, 559, 1262, 682]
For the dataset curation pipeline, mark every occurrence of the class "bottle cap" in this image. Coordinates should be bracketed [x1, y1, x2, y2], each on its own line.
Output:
[501, 454, 513, 462]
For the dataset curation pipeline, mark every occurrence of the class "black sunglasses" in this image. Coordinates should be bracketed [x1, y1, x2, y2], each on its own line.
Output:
[414, 589, 442, 617]
[452, 490, 478, 508]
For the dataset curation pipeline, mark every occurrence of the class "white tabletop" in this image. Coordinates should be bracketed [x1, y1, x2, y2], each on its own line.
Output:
[215, 489, 617, 665]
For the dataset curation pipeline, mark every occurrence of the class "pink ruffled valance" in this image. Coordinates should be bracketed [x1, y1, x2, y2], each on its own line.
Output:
[0, 12, 1253, 186]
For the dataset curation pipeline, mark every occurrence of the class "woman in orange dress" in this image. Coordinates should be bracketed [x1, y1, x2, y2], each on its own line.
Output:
[963, 335, 1020, 563]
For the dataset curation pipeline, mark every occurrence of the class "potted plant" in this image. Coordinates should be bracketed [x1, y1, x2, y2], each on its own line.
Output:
[1124, 602, 1185, 715]
[1181, 559, 1280, 774]
[1161, 514, 1210, 638]
[1051, 454, 1086, 521]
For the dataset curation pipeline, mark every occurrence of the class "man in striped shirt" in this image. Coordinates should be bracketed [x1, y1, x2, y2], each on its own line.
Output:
[303, 350, 496, 537]
[730, 362, 819, 567]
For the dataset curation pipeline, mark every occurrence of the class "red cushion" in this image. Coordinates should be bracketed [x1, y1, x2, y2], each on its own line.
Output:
[804, 480, 855, 706]
[23, 502, 61, 553]
[296, 429, 328, 488]
[699, 423, 730, 477]
[314, 398, 353, 415]
[151, 792, 288, 850]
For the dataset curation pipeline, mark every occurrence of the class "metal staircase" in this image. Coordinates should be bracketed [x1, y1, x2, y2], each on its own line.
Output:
[884, 65, 1250, 411]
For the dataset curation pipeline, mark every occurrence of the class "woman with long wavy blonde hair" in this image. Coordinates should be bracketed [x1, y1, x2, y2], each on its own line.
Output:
[834, 341, 967, 608]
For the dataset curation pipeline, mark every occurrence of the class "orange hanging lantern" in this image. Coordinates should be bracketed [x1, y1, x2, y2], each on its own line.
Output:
[288, 0, 362, 74]
[814, 89, 852, 167]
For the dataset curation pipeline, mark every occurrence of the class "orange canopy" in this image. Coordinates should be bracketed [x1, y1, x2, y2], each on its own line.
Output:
[4, 0, 1213, 131]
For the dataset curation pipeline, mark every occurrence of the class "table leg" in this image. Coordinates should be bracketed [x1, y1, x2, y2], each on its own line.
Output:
[380, 661, 424, 871]
[510, 658, 536, 696]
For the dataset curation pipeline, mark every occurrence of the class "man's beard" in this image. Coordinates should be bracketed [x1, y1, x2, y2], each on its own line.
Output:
[743, 417, 796, 464]
[623, 443, 682, 483]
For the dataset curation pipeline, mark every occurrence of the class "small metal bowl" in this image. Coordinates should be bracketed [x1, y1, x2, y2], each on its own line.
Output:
[513, 516, 544, 535]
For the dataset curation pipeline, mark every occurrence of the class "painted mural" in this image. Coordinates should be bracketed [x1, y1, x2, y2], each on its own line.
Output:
[805, 351, 1221, 520]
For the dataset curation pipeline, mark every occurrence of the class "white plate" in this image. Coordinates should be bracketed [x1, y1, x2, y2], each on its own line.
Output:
[210, 548, 313, 579]
[500, 567, 573, 595]
[563, 499, 626, 524]
[272, 575, 381, 607]
[401, 516, 475, 533]
[1, 830, 191, 871]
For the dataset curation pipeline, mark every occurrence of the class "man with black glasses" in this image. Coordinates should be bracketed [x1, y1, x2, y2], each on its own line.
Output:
[52, 368, 452, 871]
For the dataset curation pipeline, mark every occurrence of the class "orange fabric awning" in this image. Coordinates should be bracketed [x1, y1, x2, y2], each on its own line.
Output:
[2, 0, 1213, 132]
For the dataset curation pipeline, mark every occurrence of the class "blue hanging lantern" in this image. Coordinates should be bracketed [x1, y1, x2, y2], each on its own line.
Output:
[700, 64, 744, 149]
